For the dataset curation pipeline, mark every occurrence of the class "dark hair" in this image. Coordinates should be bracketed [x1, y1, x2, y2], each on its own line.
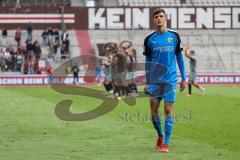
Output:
[152, 8, 166, 18]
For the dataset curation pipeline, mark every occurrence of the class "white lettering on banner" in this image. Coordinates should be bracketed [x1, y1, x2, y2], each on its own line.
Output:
[88, 8, 106, 29]
[178, 8, 195, 28]
[125, 8, 131, 29]
[164, 8, 177, 28]
[132, 8, 149, 29]
[88, 8, 149, 29]
[0, 78, 23, 84]
[215, 8, 231, 28]
[24, 78, 43, 84]
[235, 77, 240, 83]
[65, 78, 72, 84]
[107, 8, 124, 29]
[233, 8, 240, 28]
[0, 75, 240, 86]
[196, 77, 209, 83]
[44, 78, 48, 84]
[210, 76, 234, 83]
[88, 7, 240, 29]
[64, 78, 84, 84]
[196, 8, 213, 28]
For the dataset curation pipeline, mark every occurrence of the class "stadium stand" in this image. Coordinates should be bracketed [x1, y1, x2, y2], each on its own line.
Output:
[117, 0, 240, 6]
[1, 0, 240, 75]
[89, 29, 240, 73]
[0, 0, 71, 7]
[0, 28, 82, 74]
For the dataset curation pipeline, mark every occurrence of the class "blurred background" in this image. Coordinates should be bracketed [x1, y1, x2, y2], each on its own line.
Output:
[0, 0, 240, 85]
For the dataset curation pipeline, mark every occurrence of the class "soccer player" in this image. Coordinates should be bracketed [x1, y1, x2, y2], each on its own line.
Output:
[143, 8, 186, 153]
[125, 46, 138, 97]
[185, 43, 205, 96]
[46, 64, 53, 84]
[71, 63, 80, 85]
[102, 56, 113, 94]
[111, 50, 127, 100]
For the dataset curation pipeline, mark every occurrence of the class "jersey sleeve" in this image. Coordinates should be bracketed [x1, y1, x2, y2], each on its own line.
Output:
[175, 33, 186, 81]
[143, 35, 152, 56]
[175, 33, 182, 53]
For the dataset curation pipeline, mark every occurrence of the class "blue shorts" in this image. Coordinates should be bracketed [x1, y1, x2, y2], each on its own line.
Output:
[146, 82, 176, 102]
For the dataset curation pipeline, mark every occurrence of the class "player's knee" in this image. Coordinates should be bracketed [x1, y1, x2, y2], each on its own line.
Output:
[151, 107, 158, 115]
[164, 105, 172, 115]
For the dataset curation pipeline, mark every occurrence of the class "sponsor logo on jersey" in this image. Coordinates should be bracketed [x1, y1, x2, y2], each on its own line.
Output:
[153, 46, 174, 53]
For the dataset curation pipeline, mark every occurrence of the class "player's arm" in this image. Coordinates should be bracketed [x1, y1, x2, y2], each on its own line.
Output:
[175, 35, 186, 91]
[185, 43, 192, 59]
[185, 48, 191, 59]
[143, 36, 151, 92]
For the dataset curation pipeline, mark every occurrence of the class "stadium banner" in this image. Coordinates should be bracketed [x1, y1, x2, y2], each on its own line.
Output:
[0, 7, 239, 29]
[0, 14, 75, 23]
[0, 74, 240, 86]
[0, 75, 87, 86]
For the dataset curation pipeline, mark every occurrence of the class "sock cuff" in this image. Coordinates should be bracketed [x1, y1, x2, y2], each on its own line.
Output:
[165, 115, 174, 122]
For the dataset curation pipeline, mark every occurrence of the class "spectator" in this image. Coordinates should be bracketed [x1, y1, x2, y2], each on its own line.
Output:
[65, 65, 72, 74]
[15, 51, 23, 72]
[61, 30, 69, 44]
[9, 48, 16, 71]
[61, 44, 68, 59]
[33, 41, 41, 61]
[16, 0, 21, 8]
[95, 61, 103, 83]
[46, 53, 54, 66]
[46, 64, 53, 84]
[34, 62, 41, 74]
[23, 61, 28, 74]
[53, 38, 59, 55]
[42, 29, 48, 46]
[28, 62, 35, 74]
[47, 27, 54, 46]
[26, 39, 33, 61]
[71, 63, 80, 84]
[63, 36, 70, 54]
[15, 28, 21, 48]
[3, 48, 11, 71]
[27, 22, 33, 41]
[0, 48, 4, 71]
[1, 27, 8, 47]
[53, 28, 60, 46]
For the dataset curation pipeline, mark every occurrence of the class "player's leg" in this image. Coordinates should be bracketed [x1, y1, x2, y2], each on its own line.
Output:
[159, 85, 176, 153]
[192, 82, 205, 94]
[187, 81, 192, 96]
[149, 96, 164, 149]
[157, 102, 174, 153]
[191, 72, 206, 94]
[164, 102, 174, 143]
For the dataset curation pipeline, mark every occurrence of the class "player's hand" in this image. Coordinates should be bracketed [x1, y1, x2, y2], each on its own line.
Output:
[144, 85, 147, 94]
[180, 80, 186, 92]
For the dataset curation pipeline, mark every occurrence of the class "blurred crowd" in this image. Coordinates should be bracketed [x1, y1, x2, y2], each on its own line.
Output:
[97, 40, 139, 98]
[0, 23, 70, 74]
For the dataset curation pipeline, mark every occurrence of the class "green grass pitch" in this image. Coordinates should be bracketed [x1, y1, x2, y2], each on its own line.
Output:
[0, 85, 239, 160]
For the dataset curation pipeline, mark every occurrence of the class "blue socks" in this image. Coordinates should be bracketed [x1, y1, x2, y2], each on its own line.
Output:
[152, 115, 164, 137]
[164, 115, 174, 145]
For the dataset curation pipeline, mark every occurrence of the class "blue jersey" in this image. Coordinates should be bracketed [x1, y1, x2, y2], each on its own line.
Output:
[143, 29, 186, 86]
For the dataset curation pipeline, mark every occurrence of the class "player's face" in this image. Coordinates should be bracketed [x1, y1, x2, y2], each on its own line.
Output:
[153, 12, 166, 28]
